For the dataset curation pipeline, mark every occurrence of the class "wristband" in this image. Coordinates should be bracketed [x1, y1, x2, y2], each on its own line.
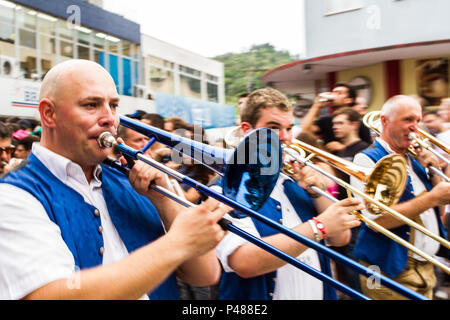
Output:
[312, 217, 327, 240]
[308, 219, 321, 241]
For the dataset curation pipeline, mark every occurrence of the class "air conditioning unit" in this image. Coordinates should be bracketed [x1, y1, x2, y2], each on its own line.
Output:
[133, 84, 153, 99]
[0, 56, 18, 78]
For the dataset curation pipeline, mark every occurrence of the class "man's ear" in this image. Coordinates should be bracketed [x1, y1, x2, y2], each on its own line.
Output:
[352, 120, 361, 131]
[344, 97, 354, 106]
[39, 98, 57, 128]
[380, 114, 388, 128]
[240, 122, 253, 136]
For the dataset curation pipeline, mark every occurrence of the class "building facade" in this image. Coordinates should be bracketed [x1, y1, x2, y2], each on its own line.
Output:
[0, 0, 234, 130]
[263, 0, 450, 111]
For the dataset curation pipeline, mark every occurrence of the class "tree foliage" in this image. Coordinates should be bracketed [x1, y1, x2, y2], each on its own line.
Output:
[213, 43, 297, 106]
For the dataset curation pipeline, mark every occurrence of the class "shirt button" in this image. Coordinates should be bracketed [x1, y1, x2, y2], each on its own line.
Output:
[99, 247, 104, 256]
[98, 226, 103, 234]
[94, 209, 100, 217]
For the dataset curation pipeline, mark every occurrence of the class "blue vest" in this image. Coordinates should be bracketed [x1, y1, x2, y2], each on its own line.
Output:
[1, 153, 180, 300]
[218, 179, 337, 300]
[353, 141, 449, 278]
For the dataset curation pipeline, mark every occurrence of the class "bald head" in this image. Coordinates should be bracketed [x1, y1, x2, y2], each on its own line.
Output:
[381, 95, 422, 120]
[40, 59, 114, 102]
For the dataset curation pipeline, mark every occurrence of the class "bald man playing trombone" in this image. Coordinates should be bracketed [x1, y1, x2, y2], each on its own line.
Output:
[351, 95, 450, 299]
[0, 59, 228, 300]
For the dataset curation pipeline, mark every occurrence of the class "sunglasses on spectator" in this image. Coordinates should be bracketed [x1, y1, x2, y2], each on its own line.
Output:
[0, 146, 15, 155]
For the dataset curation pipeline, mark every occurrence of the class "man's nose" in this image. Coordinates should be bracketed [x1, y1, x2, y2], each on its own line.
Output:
[410, 120, 420, 132]
[98, 104, 116, 127]
[0, 150, 8, 161]
[278, 129, 292, 144]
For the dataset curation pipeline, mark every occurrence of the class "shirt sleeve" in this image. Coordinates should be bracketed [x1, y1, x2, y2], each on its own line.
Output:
[215, 213, 260, 273]
[350, 153, 382, 220]
[0, 184, 76, 299]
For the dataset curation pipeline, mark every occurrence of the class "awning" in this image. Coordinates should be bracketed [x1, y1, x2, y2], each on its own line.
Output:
[262, 39, 450, 95]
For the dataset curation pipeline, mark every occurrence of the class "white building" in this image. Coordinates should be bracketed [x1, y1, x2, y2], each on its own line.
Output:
[0, 0, 234, 131]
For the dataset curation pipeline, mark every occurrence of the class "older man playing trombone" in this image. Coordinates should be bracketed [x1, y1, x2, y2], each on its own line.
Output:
[351, 95, 450, 299]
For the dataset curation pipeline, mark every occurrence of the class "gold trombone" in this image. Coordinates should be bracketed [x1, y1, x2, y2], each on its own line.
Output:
[283, 139, 450, 275]
[363, 111, 450, 182]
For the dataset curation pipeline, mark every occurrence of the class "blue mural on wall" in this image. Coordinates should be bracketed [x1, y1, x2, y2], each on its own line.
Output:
[154, 92, 236, 129]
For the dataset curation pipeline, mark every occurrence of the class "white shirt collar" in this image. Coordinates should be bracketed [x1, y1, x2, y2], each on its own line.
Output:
[32, 143, 102, 186]
[375, 137, 396, 154]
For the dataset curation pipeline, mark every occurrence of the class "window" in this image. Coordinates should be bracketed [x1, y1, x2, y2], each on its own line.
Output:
[93, 33, 105, 49]
[107, 37, 120, 54]
[40, 34, 56, 78]
[206, 74, 218, 82]
[19, 28, 36, 48]
[57, 20, 74, 41]
[16, 8, 37, 30]
[0, 21, 14, 44]
[77, 45, 90, 60]
[207, 82, 218, 102]
[94, 50, 105, 67]
[122, 40, 132, 57]
[60, 40, 74, 58]
[40, 34, 56, 54]
[76, 27, 91, 46]
[37, 13, 56, 35]
[109, 54, 119, 92]
[180, 74, 201, 99]
[122, 57, 132, 96]
[324, 0, 363, 15]
[179, 65, 201, 78]
[149, 55, 174, 69]
[149, 66, 174, 94]
[0, 0, 15, 26]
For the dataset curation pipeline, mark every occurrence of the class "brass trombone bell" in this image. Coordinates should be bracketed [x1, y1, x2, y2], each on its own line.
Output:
[285, 138, 408, 215]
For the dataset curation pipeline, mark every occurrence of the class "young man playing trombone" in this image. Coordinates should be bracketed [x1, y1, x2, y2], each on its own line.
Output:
[351, 95, 450, 299]
[0, 60, 228, 300]
[216, 87, 363, 300]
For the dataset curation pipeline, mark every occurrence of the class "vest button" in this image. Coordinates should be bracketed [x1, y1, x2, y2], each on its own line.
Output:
[98, 226, 103, 234]
[279, 219, 283, 224]
[94, 209, 100, 217]
[99, 247, 104, 256]
[276, 205, 281, 211]
[268, 292, 274, 297]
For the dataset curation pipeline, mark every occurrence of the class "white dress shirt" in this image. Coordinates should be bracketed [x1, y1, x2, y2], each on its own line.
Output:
[215, 175, 323, 300]
[350, 138, 440, 261]
[0, 144, 148, 299]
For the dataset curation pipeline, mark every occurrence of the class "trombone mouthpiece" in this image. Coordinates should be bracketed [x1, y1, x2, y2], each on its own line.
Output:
[98, 132, 116, 148]
[408, 132, 417, 140]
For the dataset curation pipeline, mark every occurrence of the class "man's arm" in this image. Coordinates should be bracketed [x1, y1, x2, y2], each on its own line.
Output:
[128, 160, 224, 287]
[351, 152, 450, 230]
[301, 96, 331, 135]
[24, 198, 227, 300]
[225, 198, 362, 278]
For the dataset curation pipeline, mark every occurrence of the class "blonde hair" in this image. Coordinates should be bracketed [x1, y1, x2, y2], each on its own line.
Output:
[240, 88, 292, 126]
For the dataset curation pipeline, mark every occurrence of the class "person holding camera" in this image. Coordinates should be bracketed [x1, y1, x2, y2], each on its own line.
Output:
[301, 83, 372, 154]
